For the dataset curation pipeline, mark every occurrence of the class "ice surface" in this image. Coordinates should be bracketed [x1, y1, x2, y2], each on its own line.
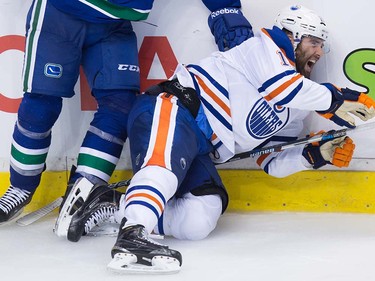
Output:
[1, 211, 375, 281]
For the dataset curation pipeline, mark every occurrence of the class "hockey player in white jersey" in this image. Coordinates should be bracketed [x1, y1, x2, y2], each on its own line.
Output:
[46, 0, 251, 274]
[73, 5, 374, 274]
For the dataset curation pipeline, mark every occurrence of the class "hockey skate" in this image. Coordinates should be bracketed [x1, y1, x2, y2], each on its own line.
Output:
[0, 186, 32, 224]
[54, 177, 94, 237]
[107, 218, 182, 274]
[67, 185, 122, 242]
[57, 165, 77, 213]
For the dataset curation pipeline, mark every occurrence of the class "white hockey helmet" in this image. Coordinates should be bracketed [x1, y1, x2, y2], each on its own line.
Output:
[274, 5, 329, 51]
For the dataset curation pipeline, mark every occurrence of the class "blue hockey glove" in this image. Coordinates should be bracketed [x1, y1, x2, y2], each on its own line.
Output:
[317, 83, 375, 128]
[208, 7, 253, 51]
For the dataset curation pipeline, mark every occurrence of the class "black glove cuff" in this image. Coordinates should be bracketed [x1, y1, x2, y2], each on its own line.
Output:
[145, 79, 201, 118]
[302, 144, 328, 169]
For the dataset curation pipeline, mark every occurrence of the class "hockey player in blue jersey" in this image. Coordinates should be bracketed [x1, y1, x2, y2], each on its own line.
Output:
[0, 0, 253, 224]
[64, 5, 375, 273]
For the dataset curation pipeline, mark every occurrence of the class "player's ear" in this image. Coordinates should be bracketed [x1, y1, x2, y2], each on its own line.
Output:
[283, 29, 294, 46]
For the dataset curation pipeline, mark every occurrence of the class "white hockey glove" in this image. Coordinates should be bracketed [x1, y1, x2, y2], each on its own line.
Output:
[302, 132, 355, 169]
[317, 83, 375, 128]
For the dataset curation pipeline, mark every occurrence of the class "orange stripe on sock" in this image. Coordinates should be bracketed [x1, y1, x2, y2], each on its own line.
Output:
[146, 94, 173, 168]
[127, 193, 164, 212]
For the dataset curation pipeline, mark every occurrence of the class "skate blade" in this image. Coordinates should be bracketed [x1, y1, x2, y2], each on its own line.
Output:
[17, 197, 63, 226]
[87, 223, 165, 239]
[0, 208, 25, 226]
[86, 223, 119, 237]
[54, 178, 93, 237]
[107, 253, 181, 274]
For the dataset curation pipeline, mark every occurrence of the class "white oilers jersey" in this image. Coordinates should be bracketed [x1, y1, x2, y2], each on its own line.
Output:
[174, 27, 333, 175]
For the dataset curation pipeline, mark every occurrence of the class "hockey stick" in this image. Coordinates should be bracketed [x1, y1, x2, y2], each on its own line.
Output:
[16, 178, 131, 226]
[16, 122, 375, 225]
[224, 121, 375, 163]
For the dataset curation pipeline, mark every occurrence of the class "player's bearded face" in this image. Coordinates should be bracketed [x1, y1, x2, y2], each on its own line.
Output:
[295, 36, 325, 79]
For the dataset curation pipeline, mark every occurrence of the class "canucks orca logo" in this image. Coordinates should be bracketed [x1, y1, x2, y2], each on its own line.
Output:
[246, 98, 289, 139]
[44, 63, 63, 78]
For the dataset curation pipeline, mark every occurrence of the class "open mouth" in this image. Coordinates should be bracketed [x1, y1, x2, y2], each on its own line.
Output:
[305, 59, 316, 76]
[307, 59, 316, 69]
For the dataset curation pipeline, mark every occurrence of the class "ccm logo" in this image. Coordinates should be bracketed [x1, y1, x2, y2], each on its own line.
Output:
[118, 64, 140, 72]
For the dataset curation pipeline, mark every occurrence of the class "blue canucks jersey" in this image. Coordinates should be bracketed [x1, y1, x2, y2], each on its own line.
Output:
[48, 0, 242, 23]
[48, 0, 154, 22]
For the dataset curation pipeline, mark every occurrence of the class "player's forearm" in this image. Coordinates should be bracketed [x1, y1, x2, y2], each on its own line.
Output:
[256, 146, 310, 178]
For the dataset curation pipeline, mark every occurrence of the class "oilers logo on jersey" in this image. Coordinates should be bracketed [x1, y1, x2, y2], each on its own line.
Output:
[246, 98, 289, 139]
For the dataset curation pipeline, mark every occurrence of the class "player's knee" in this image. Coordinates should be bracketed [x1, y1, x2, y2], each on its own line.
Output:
[130, 166, 179, 200]
[180, 212, 215, 240]
[95, 89, 136, 115]
[92, 91, 136, 140]
[18, 92, 62, 132]
[179, 195, 221, 240]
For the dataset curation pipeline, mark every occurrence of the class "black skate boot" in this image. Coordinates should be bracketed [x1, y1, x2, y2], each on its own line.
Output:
[0, 186, 32, 224]
[67, 185, 122, 242]
[108, 218, 182, 274]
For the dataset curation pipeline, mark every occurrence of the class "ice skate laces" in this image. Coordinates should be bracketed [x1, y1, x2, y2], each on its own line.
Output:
[0, 187, 30, 214]
[133, 226, 165, 247]
[84, 204, 116, 234]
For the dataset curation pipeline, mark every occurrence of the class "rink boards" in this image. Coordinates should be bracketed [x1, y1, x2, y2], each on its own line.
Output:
[1, 169, 375, 214]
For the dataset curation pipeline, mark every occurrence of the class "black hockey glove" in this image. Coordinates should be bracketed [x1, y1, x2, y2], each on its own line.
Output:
[317, 83, 375, 128]
[208, 7, 253, 51]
